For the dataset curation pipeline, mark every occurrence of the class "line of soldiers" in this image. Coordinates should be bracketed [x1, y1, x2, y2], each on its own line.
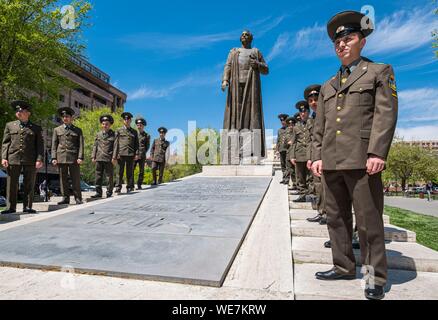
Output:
[278, 10, 398, 300]
[1, 105, 170, 213]
[277, 88, 325, 220]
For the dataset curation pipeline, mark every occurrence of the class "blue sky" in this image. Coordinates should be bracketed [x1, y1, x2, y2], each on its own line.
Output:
[76, 0, 438, 140]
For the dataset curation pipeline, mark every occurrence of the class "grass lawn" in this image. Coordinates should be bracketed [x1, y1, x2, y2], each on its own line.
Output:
[385, 206, 438, 251]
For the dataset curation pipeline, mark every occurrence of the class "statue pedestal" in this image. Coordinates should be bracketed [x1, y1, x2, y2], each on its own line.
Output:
[202, 165, 273, 177]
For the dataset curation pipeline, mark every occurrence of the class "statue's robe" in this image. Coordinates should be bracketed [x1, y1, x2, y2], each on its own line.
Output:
[222, 48, 269, 158]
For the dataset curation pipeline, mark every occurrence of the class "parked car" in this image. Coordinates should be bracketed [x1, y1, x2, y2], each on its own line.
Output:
[0, 196, 6, 207]
[410, 187, 426, 194]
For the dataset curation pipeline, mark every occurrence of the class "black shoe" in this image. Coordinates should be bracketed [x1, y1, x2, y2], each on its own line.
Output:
[352, 240, 361, 250]
[1, 209, 16, 215]
[23, 208, 37, 214]
[158, 181, 163, 185]
[307, 214, 323, 223]
[75, 199, 83, 205]
[365, 285, 385, 300]
[91, 194, 102, 199]
[151, 182, 157, 186]
[315, 268, 356, 281]
[106, 193, 113, 198]
[115, 188, 122, 194]
[57, 198, 70, 205]
[137, 186, 143, 190]
[293, 195, 306, 203]
[319, 217, 327, 225]
[324, 240, 331, 248]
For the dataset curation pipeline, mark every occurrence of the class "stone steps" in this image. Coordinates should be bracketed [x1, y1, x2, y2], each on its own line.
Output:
[291, 220, 416, 242]
[289, 202, 314, 210]
[290, 211, 390, 225]
[16, 202, 68, 212]
[292, 237, 438, 273]
[293, 263, 438, 300]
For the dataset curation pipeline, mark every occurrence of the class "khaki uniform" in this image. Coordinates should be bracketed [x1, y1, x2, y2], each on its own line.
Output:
[309, 112, 325, 214]
[92, 129, 116, 196]
[134, 131, 151, 188]
[277, 127, 289, 182]
[52, 124, 84, 201]
[150, 138, 169, 183]
[285, 126, 296, 185]
[114, 126, 139, 191]
[1, 121, 44, 210]
[312, 58, 398, 286]
[291, 119, 313, 195]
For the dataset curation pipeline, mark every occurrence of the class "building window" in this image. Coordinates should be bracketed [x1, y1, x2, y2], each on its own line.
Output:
[59, 94, 65, 102]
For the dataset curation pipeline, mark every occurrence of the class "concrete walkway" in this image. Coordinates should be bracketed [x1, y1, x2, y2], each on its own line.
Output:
[0, 171, 294, 300]
[385, 196, 438, 217]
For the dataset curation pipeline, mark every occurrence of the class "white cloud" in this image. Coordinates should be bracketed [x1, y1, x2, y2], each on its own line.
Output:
[365, 8, 438, 55]
[398, 87, 438, 113]
[395, 125, 438, 141]
[128, 67, 221, 101]
[267, 33, 290, 62]
[396, 87, 438, 141]
[120, 15, 286, 54]
[267, 6, 438, 62]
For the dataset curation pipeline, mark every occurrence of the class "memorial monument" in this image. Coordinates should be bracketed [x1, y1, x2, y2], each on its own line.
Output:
[221, 30, 269, 165]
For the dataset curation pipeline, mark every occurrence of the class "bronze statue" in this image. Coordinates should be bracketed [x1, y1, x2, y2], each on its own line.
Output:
[221, 30, 269, 163]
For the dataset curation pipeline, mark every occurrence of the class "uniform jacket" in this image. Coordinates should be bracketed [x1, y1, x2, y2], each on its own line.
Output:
[285, 126, 295, 158]
[1, 120, 44, 165]
[150, 138, 170, 163]
[312, 57, 398, 170]
[291, 119, 313, 162]
[92, 129, 116, 162]
[138, 131, 151, 159]
[114, 126, 139, 158]
[276, 127, 289, 153]
[52, 124, 84, 164]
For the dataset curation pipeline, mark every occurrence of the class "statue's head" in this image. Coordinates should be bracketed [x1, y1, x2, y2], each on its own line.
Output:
[240, 30, 253, 46]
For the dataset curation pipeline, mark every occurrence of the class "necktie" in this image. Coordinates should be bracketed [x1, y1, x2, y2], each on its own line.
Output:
[341, 67, 350, 85]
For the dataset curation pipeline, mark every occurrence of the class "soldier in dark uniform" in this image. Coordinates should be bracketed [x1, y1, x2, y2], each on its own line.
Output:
[134, 118, 151, 190]
[285, 116, 297, 188]
[276, 114, 289, 184]
[311, 11, 398, 300]
[150, 127, 170, 185]
[304, 85, 327, 224]
[91, 115, 117, 199]
[291, 102, 313, 203]
[52, 107, 84, 205]
[114, 112, 139, 194]
[1, 101, 44, 214]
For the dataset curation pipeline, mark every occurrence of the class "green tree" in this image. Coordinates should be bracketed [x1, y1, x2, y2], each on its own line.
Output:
[386, 142, 438, 189]
[73, 107, 124, 184]
[0, 0, 91, 141]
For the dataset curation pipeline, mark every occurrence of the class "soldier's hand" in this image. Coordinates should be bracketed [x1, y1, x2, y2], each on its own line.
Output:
[52, 160, 58, 166]
[221, 81, 229, 92]
[307, 160, 313, 170]
[77, 159, 83, 165]
[1, 159, 8, 168]
[35, 161, 43, 169]
[134, 156, 139, 161]
[367, 155, 385, 176]
[291, 159, 297, 166]
[112, 159, 118, 166]
[312, 160, 323, 177]
[92, 158, 96, 164]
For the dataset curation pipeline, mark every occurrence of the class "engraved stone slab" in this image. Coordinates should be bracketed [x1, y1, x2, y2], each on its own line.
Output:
[0, 177, 272, 287]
